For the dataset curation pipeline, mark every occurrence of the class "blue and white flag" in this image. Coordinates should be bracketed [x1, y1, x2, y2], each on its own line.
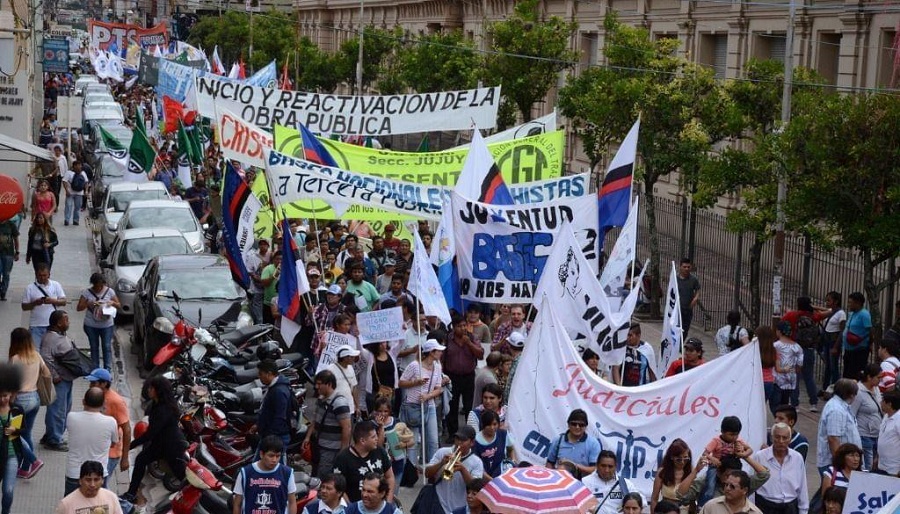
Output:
[408, 231, 451, 325]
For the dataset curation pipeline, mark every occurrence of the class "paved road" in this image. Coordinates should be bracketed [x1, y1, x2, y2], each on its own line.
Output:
[1, 213, 828, 512]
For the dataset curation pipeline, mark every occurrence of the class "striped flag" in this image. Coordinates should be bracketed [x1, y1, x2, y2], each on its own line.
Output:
[277, 212, 310, 321]
[456, 128, 515, 205]
[599, 119, 640, 233]
[221, 163, 263, 289]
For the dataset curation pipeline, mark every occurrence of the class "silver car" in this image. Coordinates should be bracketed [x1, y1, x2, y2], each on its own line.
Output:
[116, 200, 206, 253]
[99, 182, 170, 254]
[100, 228, 193, 316]
[83, 102, 124, 124]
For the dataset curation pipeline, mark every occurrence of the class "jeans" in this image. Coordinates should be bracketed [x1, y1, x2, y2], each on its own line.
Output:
[44, 379, 73, 445]
[799, 348, 818, 406]
[64, 476, 80, 497]
[682, 308, 694, 337]
[860, 436, 877, 471]
[0, 255, 13, 299]
[1, 456, 16, 514]
[29, 326, 48, 353]
[843, 347, 870, 381]
[85, 324, 115, 370]
[774, 384, 797, 407]
[822, 335, 842, 389]
[445, 372, 475, 438]
[64, 194, 81, 224]
[249, 292, 264, 325]
[700, 466, 717, 506]
[13, 391, 40, 469]
[764, 382, 779, 415]
[391, 458, 405, 494]
[401, 402, 438, 471]
[106, 457, 120, 487]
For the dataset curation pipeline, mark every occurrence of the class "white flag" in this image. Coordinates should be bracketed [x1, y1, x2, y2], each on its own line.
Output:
[93, 51, 110, 79]
[407, 230, 452, 325]
[599, 196, 639, 299]
[107, 51, 124, 82]
[531, 224, 631, 365]
[658, 262, 683, 377]
[228, 62, 240, 79]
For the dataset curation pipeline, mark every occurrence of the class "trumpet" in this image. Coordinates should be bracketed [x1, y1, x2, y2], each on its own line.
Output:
[442, 446, 463, 480]
[323, 271, 335, 285]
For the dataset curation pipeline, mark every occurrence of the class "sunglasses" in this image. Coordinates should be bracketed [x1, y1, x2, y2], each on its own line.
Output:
[568, 422, 586, 428]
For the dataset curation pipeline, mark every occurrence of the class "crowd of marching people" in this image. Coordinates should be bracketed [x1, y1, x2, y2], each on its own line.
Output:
[1, 64, 900, 514]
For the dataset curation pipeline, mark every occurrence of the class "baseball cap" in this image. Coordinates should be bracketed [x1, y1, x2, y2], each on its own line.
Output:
[84, 368, 112, 383]
[336, 345, 361, 359]
[454, 426, 476, 441]
[327, 285, 342, 295]
[422, 339, 446, 353]
[384, 258, 396, 267]
[307, 268, 321, 276]
[508, 332, 526, 349]
[684, 338, 704, 352]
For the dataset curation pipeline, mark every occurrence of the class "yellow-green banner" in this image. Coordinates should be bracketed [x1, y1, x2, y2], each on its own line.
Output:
[261, 128, 565, 224]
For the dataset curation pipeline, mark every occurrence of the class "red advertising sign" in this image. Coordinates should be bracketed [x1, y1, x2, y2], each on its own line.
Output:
[0, 175, 24, 222]
[88, 20, 169, 51]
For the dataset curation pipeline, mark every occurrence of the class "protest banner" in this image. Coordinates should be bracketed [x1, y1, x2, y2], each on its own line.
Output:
[452, 191, 599, 303]
[508, 297, 767, 498]
[88, 20, 168, 51]
[315, 331, 358, 374]
[356, 307, 405, 345]
[196, 75, 501, 135]
[218, 107, 273, 168]
[842, 472, 899, 514]
[452, 111, 557, 149]
[264, 149, 442, 221]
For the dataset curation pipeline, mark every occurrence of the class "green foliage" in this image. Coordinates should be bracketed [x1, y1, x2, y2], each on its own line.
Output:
[336, 27, 402, 93]
[397, 31, 483, 93]
[295, 38, 341, 93]
[485, 0, 577, 121]
[187, 10, 295, 71]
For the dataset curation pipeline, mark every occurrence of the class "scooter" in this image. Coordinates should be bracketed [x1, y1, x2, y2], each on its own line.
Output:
[153, 446, 231, 514]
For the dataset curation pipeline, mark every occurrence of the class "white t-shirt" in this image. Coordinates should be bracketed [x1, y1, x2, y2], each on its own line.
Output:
[244, 252, 263, 294]
[329, 362, 358, 413]
[430, 447, 484, 514]
[715, 325, 749, 356]
[66, 410, 118, 478]
[824, 309, 847, 334]
[63, 170, 88, 197]
[56, 154, 68, 176]
[581, 473, 643, 514]
[22, 279, 66, 327]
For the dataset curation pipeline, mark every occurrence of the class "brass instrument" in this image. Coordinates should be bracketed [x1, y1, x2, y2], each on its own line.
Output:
[323, 271, 335, 285]
[442, 447, 462, 480]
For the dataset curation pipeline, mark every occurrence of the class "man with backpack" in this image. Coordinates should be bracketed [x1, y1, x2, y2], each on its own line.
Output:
[255, 359, 294, 462]
[782, 297, 828, 412]
[62, 160, 88, 227]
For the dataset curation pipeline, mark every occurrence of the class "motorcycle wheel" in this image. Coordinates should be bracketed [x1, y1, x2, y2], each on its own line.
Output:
[148, 461, 166, 480]
[163, 473, 185, 493]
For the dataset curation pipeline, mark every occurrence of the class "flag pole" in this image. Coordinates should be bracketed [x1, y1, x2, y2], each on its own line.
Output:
[416, 298, 426, 484]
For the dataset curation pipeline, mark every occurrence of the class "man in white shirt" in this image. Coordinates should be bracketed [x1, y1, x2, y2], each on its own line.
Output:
[877, 390, 900, 475]
[582, 450, 643, 514]
[21, 263, 66, 351]
[752, 423, 808, 513]
[62, 159, 88, 226]
[64, 387, 119, 496]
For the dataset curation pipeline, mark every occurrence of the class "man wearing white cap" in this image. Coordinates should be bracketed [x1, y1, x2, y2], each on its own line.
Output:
[329, 344, 361, 417]
[399, 339, 446, 467]
[503, 332, 526, 402]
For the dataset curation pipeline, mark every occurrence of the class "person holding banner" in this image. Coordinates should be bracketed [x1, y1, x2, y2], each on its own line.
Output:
[613, 323, 658, 386]
[398, 339, 445, 469]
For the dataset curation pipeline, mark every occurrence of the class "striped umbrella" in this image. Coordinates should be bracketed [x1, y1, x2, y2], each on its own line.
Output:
[477, 467, 599, 514]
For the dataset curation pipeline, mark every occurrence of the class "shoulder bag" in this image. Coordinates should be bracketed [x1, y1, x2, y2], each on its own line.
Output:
[57, 338, 94, 377]
[37, 358, 56, 405]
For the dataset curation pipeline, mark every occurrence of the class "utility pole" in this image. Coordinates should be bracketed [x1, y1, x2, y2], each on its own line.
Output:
[355, 0, 364, 94]
[772, 0, 796, 323]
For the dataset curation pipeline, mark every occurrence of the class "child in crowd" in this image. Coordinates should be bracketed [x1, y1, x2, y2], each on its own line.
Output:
[700, 416, 749, 505]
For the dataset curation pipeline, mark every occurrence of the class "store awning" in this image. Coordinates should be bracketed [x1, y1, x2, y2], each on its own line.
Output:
[0, 132, 54, 161]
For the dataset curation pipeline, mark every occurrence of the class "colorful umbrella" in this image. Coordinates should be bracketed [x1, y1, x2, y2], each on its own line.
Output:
[477, 467, 599, 514]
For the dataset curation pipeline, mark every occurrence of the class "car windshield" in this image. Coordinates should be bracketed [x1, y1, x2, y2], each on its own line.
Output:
[118, 236, 191, 266]
[125, 208, 198, 232]
[109, 190, 168, 212]
[156, 268, 243, 300]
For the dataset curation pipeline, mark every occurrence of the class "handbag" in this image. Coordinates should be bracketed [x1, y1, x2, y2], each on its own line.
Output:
[373, 368, 393, 402]
[57, 341, 94, 377]
[37, 360, 56, 406]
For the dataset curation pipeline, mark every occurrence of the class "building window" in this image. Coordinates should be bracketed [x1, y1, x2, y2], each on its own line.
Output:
[698, 34, 727, 79]
[877, 29, 899, 88]
[580, 32, 598, 71]
[754, 33, 786, 63]
[816, 32, 841, 84]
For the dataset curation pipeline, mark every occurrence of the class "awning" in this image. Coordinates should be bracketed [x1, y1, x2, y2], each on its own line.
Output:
[0, 132, 54, 161]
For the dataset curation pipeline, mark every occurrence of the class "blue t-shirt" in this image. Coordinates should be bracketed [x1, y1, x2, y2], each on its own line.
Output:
[547, 431, 602, 470]
[843, 308, 872, 351]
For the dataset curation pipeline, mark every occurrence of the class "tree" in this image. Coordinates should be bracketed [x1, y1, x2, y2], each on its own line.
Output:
[295, 37, 341, 93]
[335, 27, 401, 93]
[485, 0, 577, 125]
[186, 10, 295, 71]
[396, 31, 483, 93]
[786, 92, 900, 333]
[559, 13, 735, 317]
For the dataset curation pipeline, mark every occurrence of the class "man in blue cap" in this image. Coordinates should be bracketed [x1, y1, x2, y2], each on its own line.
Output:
[85, 368, 132, 479]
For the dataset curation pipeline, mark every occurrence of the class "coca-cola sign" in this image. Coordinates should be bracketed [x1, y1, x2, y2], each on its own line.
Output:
[0, 175, 24, 221]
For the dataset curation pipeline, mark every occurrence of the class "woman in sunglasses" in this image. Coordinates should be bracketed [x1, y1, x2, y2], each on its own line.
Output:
[651, 439, 695, 514]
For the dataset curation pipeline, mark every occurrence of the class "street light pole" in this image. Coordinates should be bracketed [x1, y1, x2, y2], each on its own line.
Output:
[772, 0, 796, 323]
[355, 0, 364, 94]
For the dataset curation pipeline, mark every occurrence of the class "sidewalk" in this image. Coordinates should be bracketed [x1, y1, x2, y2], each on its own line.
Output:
[0, 213, 136, 513]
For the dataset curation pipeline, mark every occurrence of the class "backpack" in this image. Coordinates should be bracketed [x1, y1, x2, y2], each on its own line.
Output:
[70, 172, 86, 192]
[795, 314, 820, 349]
[727, 325, 744, 351]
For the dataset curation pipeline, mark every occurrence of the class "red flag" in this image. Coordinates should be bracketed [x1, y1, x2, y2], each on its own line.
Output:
[280, 61, 293, 90]
[238, 59, 247, 80]
[161, 96, 185, 133]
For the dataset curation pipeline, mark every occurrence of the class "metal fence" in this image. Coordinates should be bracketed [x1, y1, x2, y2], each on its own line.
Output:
[624, 195, 898, 335]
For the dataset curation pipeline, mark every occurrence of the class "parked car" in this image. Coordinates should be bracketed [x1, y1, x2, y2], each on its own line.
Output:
[90, 152, 131, 209]
[74, 75, 99, 95]
[82, 91, 115, 109]
[100, 228, 193, 317]
[116, 200, 206, 253]
[83, 82, 111, 96]
[84, 121, 133, 168]
[132, 254, 250, 368]
[98, 182, 171, 254]
[83, 102, 124, 130]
